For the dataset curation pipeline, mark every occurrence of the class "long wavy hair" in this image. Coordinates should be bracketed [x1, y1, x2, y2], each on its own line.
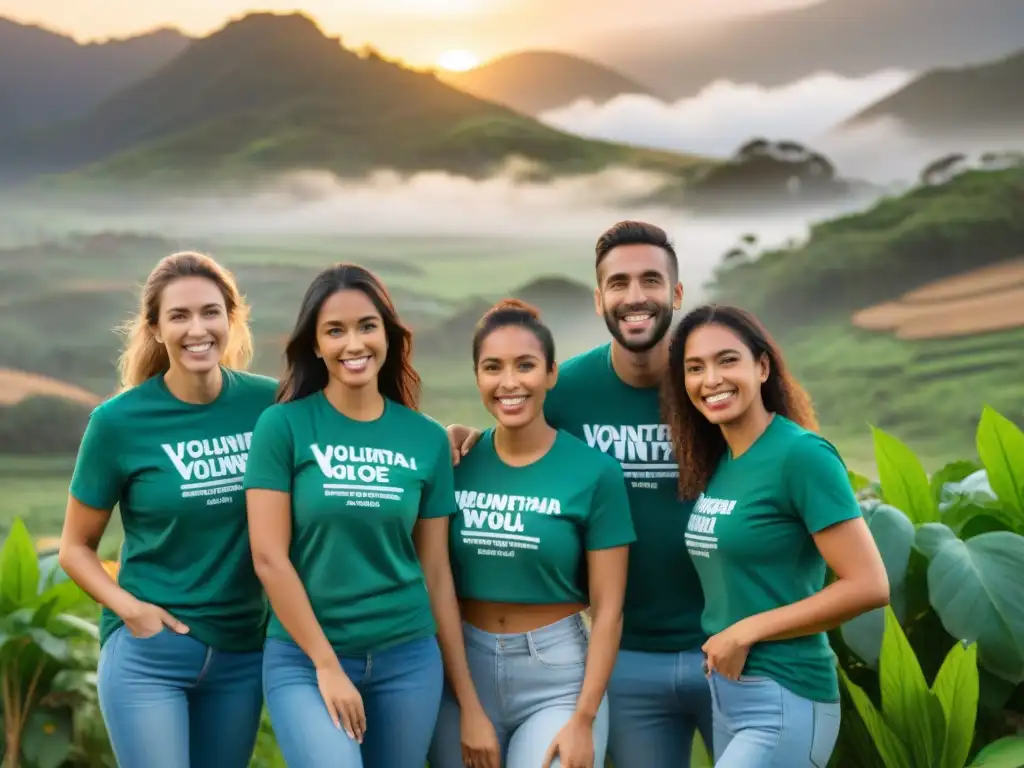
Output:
[117, 252, 253, 391]
[276, 263, 421, 408]
[662, 304, 817, 499]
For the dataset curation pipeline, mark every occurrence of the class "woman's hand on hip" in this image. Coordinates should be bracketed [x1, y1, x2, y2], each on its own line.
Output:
[543, 712, 594, 768]
[316, 664, 366, 743]
[460, 703, 501, 768]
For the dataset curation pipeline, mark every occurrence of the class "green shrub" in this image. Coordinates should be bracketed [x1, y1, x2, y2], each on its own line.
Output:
[832, 405, 1024, 767]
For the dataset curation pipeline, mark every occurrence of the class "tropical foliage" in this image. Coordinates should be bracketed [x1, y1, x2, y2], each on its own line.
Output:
[3, 407, 1023, 766]
[831, 405, 1024, 767]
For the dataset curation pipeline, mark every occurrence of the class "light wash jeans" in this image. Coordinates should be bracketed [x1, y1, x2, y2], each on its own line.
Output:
[429, 613, 609, 768]
[606, 647, 714, 767]
[709, 670, 842, 767]
[97, 625, 263, 768]
[262, 634, 443, 768]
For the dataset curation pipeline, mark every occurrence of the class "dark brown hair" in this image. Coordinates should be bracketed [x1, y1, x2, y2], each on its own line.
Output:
[595, 220, 678, 281]
[277, 263, 421, 408]
[662, 304, 818, 499]
[471, 298, 556, 371]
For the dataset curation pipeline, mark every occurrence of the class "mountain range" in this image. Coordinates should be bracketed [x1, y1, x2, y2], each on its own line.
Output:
[836, 48, 1024, 140]
[438, 51, 658, 115]
[0, 6, 1021, 201]
[0, 13, 702, 189]
[0, 18, 189, 136]
[583, 0, 1024, 100]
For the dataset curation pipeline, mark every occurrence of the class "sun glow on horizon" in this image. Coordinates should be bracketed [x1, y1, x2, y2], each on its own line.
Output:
[436, 49, 481, 72]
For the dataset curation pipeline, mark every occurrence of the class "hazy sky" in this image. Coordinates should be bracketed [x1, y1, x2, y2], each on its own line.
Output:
[0, 0, 820, 65]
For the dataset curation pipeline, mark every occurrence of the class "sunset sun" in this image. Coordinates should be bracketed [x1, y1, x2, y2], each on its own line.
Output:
[436, 49, 480, 72]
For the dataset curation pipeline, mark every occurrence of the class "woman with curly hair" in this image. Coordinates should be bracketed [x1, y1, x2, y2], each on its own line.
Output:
[662, 304, 889, 768]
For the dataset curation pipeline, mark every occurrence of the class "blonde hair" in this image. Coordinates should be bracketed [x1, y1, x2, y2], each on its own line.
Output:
[117, 251, 254, 390]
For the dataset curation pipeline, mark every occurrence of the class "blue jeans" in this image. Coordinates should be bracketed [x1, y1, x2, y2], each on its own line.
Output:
[263, 634, 443, 768]
[97, 626, 263, 768]
[709, 671, 841, 767]
[429, 613, 609, 768]
[606, 647, 713, 767]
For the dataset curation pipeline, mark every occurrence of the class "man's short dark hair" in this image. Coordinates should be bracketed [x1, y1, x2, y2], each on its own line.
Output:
[595, 220, 678, 279]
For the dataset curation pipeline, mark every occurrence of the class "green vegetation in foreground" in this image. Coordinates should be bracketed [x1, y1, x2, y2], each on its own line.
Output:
[5, 408, 1024, 768]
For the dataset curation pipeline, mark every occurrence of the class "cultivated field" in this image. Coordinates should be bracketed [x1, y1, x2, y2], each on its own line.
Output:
[0, 368, 103, 406]
[851, 257, 1024, 339]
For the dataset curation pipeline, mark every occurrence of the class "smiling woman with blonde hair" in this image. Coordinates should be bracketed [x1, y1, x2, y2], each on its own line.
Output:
[59, 251, 277, 768]
[661, 303, 889, 768]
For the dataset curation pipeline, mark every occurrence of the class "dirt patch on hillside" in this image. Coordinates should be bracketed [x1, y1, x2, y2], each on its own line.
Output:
[902, 258, 1024, 303]
[851, 258, 1024, 340]
[0, 369, 103, 407]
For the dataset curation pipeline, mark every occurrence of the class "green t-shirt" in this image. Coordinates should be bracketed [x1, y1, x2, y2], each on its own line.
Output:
[686, 414, 862, 703]
[450, 428, 636, 605]
[242, 393, 456, 655]
[69, 367, 278, 651]
[543, 343, 705, 652]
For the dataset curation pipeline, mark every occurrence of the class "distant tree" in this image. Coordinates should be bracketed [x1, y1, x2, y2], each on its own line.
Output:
[920, 152, 966, 185]
[807, 152, 836, 180]
[0, 396, 91, 454]
[735, 138, 771, 159]
[721, 247, 750, 265]
[775, 140, 808, 158]
[740, 233, 758, 246]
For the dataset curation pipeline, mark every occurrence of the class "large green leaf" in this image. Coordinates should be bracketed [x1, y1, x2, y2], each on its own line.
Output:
[839, 666, 913, 768]
[20, 707, 74, 768]
[878, 607, 946, 768]
[0, 517, 41, 610]
[968, 736, 1024, 767]
[841, 504, 915, 667]
[931, 460, 984, 506]
[871, 426, 938, 525]
[930, 640, 979, 768]
[976, 406, 1024, 516]
[850, 469, 876, 494]
[915, 524, 1024, 684]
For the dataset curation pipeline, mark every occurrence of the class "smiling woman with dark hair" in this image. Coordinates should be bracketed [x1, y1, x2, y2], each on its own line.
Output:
[242, 263, 471, 768]
[429, 299, 635, 768]
[662, 303, 890, 768]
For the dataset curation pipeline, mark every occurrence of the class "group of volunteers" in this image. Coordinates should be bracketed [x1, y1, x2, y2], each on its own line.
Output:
[58, 219, 890, 768]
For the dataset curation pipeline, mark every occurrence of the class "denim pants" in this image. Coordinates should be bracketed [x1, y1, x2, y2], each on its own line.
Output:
[96, 625, 264, 768]
[263, 634, 443, 768]
[429, 613, 609, 768]
[605, 647, 713, 767]
[709, 671, 842, 767]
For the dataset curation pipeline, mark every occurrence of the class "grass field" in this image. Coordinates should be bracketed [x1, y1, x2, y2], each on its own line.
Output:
[1, 226, 1020, 540]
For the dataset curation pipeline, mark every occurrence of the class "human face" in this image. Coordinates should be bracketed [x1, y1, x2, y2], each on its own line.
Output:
[315, 289, 387, 391]
[476, 325, 556, 430]
[153, 276, 230, 378]
[595, 244, 682, 352]
[682, 323, 768, 425]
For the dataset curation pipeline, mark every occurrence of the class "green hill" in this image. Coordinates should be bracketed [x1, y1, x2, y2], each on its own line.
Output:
[709, 164, 1024, 326]
[440, 50, 659, 115]
[837, 48, 1024, 140]
[0, 12, 707, 190]
[705, 164, 1024, 461]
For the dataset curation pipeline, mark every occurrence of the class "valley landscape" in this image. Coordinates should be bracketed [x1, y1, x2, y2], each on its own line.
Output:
[0, 1, 1022, 765]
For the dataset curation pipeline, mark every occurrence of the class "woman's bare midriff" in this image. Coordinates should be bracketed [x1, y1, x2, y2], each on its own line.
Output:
[459, 598, 587, 634]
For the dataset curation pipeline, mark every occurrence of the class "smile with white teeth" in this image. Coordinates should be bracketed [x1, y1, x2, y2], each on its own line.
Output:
[497, 395, 527, 406]
[622, 312, 654, 323]
[704, 391, 735, 403]
[184, 342, 213, 354]
[341, 356, 371, 370]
